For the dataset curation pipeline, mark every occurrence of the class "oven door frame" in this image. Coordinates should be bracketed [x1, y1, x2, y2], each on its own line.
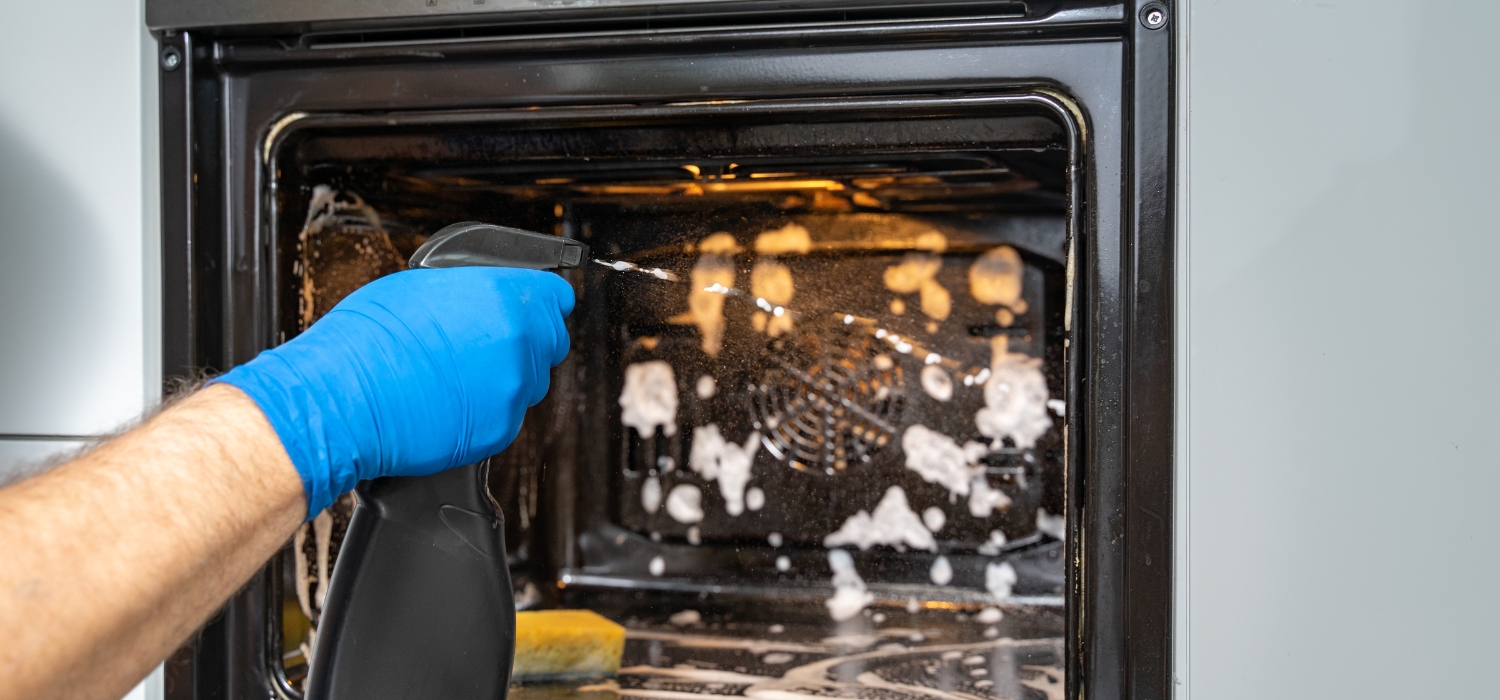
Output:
[155, 5, 1173, 699]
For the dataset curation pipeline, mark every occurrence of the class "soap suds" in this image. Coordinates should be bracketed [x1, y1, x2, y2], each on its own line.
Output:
[762, 652, 797, 665]
[968, 475, 1013, 517]
[620, 361, 679, 437]
[920, 365, 953, 402]
[649, 556, 666, 577]
[976, 339, 1053, 450]
[969, 245, 1024, 307]
[665, 484, 705, 523]
[313, 509, 333, 609]
[697, 232, 741, 255]
[985, 561, 1018, 601]
[977, 530, 1009, 556]
[751, 260, 796, 336]
[670, 234, 737, 356]
[920, 279, 952, 320]
[922, 507, 946, 533]
[754, 224, 812, 255]
[689, 424, 762, 516]
[929, 556, 953, 585]
[768, 532, 784, 547]
[746, 487, 766, 511]
[823, 486, 937, 552]
[901, 425, 977, 499]
[882, 253, 951, 320]
[776, 556, 791, 572]
[1046, 399, 1066, 416]
[687, 526, 701, 545]
[976, 607, 1003, 624]
[883, 253, 941, 293]
[642, 476, 663, 513]
[914, 231, 948, 252]
[669, 609, 702, 625]
[293, 524, 312, 621]
[825, 549, 875, 621]
[696, 375, 717, 399]
[1036, 510, 1066, 540]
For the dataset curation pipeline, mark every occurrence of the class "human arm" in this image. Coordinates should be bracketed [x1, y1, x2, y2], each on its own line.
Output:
[0, 267, 574, 700]
[0, 383, 304, 700]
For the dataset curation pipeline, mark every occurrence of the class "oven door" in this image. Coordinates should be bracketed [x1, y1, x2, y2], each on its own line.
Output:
[154, 3, 1173, 699]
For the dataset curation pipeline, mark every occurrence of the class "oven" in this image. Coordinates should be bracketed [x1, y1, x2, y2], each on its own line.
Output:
[149, 2, 1174, 699]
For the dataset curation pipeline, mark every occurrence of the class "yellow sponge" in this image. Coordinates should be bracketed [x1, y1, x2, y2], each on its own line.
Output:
[512, 610, 626, 681]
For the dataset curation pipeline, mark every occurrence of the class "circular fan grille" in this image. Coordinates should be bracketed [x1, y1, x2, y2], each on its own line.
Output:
[751, 326, 904, 474]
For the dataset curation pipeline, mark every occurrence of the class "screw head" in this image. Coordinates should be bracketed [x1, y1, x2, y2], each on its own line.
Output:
[1142, 5, 1167, 29]
[161, 47, 182, 71]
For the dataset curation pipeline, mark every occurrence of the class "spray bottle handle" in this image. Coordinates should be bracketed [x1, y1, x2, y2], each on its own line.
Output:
[306, 221, 580, 700]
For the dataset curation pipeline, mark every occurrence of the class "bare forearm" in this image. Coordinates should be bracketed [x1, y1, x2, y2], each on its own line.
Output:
[0, 384, 304, 700]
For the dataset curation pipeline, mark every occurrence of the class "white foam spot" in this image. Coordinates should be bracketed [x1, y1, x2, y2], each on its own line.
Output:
[697, 374, 718, 399]
[914, 231, 948, 252]
[620, 361, 679, 437]
[968, 475, 1013, 517]
[776, 555, 791, 572]
[689, 424, 762, 516]
[751, 259, 796, 336]
[942, 651, 964, 661]
[746, 487, 766, 511]
[985, 561, 1018, 601]
[1036, 509, 1066, 540]
[929, 555, 953, 585]
[907, 597, 921, 614]
[823, 486, 936, 552]
[687, 526, 701, 545]
[983, 626, 1000, 639]
[665, 484, 704, 523]
[668, 237, 737, 356]
[762, 652, 796, 665]
[649, 556, 666, 577]
[873, 353, 894, 370]
[977, 529, 1009, 556]
[768, 532, 783, 547]
[768, 624, 785, 634]
[920, 365, 953, 402]
[901, 425, 975, 498]
[969, 245, 1023, 306]
[825, 549, 875, 621]
[754, 223, 812, 254]
[642, 477, 662, 513]
[1046, 398, 1066, 416]
[669, 609, 701, 625]
[976, 607, 1003, 624]
[922, 506, 946, 533]
[872, 612, 887, 623]
[975, 348, 1053, 449]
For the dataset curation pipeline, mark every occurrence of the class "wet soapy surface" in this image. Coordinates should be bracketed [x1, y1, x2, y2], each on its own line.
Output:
[509, 604, 1064, 700]
[608, 215, 1065, 626]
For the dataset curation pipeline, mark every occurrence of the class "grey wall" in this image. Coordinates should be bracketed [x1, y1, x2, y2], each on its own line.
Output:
[1182, 0, 1500, 697]
[0, 1, 159, 440]
[0, 0, 161, 698]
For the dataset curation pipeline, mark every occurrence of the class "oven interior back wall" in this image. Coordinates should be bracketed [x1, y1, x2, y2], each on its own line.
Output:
[270, 108, 1072, 694]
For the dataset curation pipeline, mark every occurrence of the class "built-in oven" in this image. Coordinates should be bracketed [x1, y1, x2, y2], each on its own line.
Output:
[149, 2, 1174, 699]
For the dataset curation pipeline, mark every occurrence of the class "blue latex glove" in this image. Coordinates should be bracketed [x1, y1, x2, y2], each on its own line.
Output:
[212, 268, 574, 518]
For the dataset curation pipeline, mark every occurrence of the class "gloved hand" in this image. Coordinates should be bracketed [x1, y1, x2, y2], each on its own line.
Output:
[212, 268, 575, 518]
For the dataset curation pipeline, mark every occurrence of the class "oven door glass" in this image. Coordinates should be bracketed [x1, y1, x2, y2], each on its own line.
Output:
[268, 97, 1073, 698]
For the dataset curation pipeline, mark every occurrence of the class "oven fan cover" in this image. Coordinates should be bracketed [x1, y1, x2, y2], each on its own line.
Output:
[751, 325, 904, 474]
